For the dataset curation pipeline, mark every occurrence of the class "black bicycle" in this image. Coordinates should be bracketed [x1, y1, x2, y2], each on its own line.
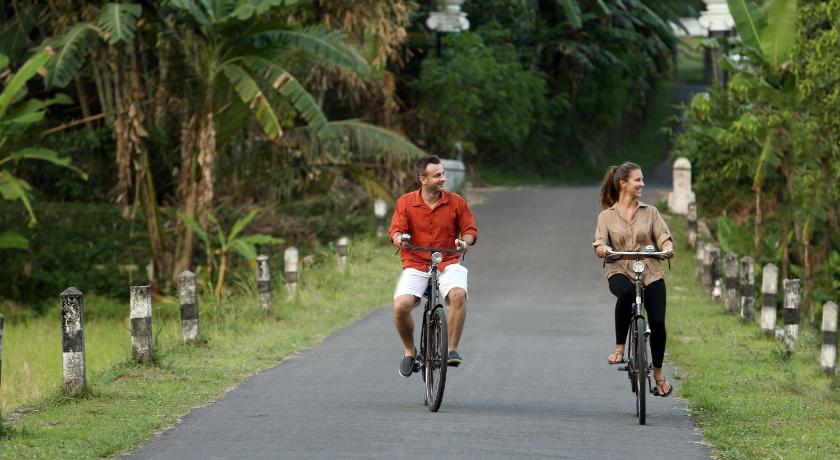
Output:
[605, 245, 668, 425]
[396, 234, 464, 412]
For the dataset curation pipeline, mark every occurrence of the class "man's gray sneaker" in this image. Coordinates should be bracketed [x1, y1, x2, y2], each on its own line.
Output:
[447, 351, 462, 367]
[399, 354, 416, 377]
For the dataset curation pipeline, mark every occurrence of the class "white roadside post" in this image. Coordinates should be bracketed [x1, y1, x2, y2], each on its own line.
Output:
[739, 256, 755, 321]
[256, 255, 272, 311]
[284, 247, 299, 298]
[60, 287, 86, 393]
[821, 301, 838, 374]
[374, 199, 388, 238]
[178, 270, 200, 343]
[336, 237, 349, 271]
[667, 157, 696, 215]
[760, 263, 779, 336]
[130, 285, 154, 362]
[783, 279, 801, 351]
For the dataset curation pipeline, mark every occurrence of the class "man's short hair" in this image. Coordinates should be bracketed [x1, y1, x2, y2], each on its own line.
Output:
[416, 155, 441, 177]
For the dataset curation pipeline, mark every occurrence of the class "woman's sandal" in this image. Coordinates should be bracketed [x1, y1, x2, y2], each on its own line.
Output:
[653, 379, 673, 397]
[607, 350, 625, 365]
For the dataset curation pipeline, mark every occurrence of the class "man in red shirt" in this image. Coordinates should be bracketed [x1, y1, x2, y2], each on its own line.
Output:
[389, 155, 478, 377]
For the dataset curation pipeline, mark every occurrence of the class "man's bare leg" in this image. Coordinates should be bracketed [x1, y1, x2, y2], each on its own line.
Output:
[447, 288, 467, 352]
[393, 294, 418, 356]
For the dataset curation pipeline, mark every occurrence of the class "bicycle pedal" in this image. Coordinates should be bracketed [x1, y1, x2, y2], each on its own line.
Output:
[617, 365, 629, 371]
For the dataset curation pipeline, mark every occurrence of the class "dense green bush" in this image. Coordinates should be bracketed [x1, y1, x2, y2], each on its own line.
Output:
[0, 202, 149, 306]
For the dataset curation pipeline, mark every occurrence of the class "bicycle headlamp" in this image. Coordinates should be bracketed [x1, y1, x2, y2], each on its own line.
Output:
[633, 260, 645, 273]
[431, 252, 443, 264]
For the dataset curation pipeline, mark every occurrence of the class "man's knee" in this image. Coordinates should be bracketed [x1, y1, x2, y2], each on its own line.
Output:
[393, 295, 416, 315]
[448, 288, 467, 306]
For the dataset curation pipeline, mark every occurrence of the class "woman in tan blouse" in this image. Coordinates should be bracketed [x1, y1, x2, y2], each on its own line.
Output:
[592, 162, 675, 397]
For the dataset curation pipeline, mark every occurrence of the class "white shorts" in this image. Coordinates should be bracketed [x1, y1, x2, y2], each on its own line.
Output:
[393, 264, 469, 307]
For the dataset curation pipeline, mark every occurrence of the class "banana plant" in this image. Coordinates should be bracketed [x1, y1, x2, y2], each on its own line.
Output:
[177, 209, 283, 298]
[0, 51, 87, 250]
[726, 0, 798, 259]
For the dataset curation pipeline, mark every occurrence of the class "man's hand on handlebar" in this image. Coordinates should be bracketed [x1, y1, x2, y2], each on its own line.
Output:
[454, 236, 474, 253]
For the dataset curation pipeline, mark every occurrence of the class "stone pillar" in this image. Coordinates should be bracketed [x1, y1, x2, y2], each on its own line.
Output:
[821, 301, 838, 374]
[701, 243, 714, 293]
[336, 236, 349, 271]
[284, 247, 299, 298]
[178, 271, 199, 343]
[687, 200, 697, 248]
[760, 264, 779, 336]
[709, 245, 722, 302]
[130, 285, 153, 363]
[256, 255, 272, 311]
[374, 198, 388, 238]
[695, 240, 706, 280]
[739, 256, 755, 321]
[783, 279, 801, 351]
[60, 287, 86, 392]
[723, 252, 739, 313]
[668, 157, 696, 215]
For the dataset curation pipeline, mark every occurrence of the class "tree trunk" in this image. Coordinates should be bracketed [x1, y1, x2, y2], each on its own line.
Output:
[754, 184, 763, 261]
[781, 220, 789, 282]
[802, 218, 813, 324]
[215, 251, 227, 298]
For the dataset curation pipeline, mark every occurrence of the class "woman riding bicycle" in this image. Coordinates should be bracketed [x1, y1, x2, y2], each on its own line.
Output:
[592, 162, 675, 398]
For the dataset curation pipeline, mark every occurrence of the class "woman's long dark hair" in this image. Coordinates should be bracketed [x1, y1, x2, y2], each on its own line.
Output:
[599, 162, 640, 209]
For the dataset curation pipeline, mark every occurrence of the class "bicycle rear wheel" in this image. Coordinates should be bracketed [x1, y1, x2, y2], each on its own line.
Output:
[635, 316, 647, 425]
[425, 307, 448, 412]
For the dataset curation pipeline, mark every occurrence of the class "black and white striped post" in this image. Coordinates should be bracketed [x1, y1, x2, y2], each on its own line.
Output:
[336, 236, 349, 271]
[130, 285, 154, 363]
[0, 313, 4, 388]
[701, 243, 714, 294]
[284, 247, 298, 298]
[374, 198, 388, 238]
[256, 254, 272, 311]
[760, 263, 779, 336]
[695, 241, 706, 280]
[783, 279, 801, 350]
[821, 301, 838, 374]
[739, 256, 755, 321]
[709, 245, 722, 302]
[687, 200, 697, 248]
[59, 287, 86, 392]
[178, 270, 199, 343]
[723, 251, 739, 313]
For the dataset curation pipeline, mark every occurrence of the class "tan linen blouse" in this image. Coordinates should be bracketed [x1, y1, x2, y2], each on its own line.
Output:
[592, 201, 673, 286]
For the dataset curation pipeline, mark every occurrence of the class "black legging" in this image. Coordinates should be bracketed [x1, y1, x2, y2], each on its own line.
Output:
[608, 275, 667, 368]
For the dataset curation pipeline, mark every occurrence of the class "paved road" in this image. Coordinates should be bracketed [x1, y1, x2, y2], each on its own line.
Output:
[129, 186, 709, 459]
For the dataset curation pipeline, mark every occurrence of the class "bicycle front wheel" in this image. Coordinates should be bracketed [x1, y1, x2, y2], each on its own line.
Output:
[635, 316, 647, 425]
[425, 307, 448, 412]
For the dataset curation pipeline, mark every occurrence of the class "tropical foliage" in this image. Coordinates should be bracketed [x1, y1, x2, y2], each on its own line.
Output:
[0, 50, 86, 249]
[673, 0, 840, 321]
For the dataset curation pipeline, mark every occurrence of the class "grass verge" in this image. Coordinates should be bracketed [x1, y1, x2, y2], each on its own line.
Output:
[665, 216, 840, 459]
[0, 238, 399, 458]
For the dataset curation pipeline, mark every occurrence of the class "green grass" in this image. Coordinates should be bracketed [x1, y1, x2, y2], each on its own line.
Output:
[665, 216, 840, 459]
[0, 238, 399, 458]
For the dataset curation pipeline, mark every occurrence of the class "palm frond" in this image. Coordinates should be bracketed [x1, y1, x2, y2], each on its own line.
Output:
[243, 57, 328, 134]
[760, 0, 796, 68]
[98, 3, 143, 45]
[43, 23, 99, 88]
[227, 209, 260, 242]
[247, 28, 371, 76]
[224, 0, 283, 21]
[0, 50, 49, 118]
[169, 0, 211, 28]
[325, 120, 425, 162]
[557, 0, 582, 29]
[222, 62, 283, 140]
[726, 0, 766, 55]
[0, 230, 29, 250]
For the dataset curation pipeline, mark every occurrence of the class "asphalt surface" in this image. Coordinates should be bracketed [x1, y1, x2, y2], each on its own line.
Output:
[128, 185, 709, 459]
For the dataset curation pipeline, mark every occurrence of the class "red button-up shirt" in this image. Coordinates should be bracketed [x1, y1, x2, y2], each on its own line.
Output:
[389, 189, 478, 271]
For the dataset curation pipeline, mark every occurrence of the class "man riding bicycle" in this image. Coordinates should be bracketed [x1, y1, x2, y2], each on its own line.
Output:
[390, 155, 477, 377]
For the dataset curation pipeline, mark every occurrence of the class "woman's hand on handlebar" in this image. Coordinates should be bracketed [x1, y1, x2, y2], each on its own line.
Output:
[661, 241, 675, 259]
[595, 245, 613, 258]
